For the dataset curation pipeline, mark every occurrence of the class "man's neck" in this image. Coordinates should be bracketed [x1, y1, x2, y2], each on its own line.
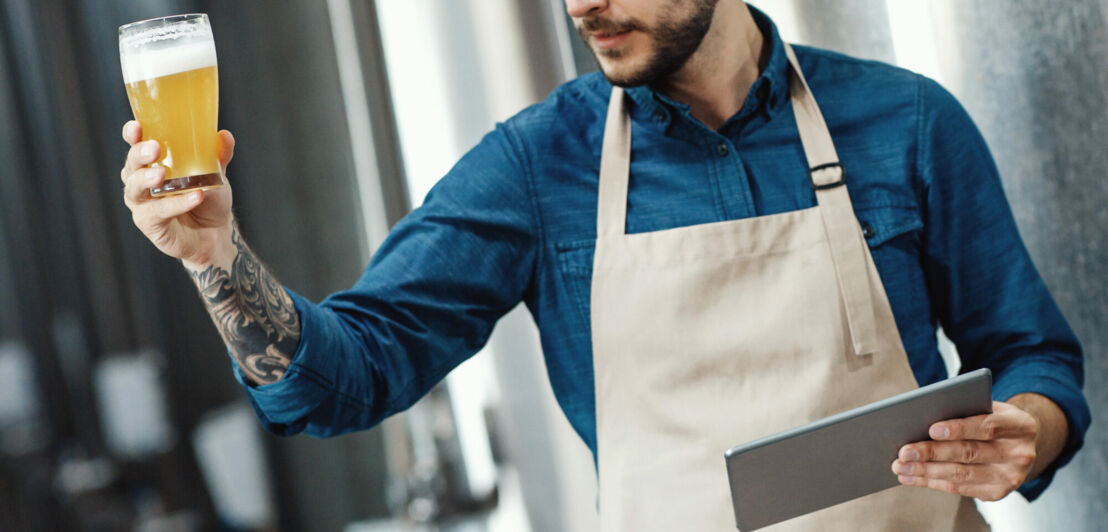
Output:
[654, 2, 767, 131]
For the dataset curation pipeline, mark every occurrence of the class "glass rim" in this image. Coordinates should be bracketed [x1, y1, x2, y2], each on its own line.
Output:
[119, 13, 208, 35]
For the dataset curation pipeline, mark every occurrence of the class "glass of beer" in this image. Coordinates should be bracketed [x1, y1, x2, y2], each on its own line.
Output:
[119, 14, 224, 197]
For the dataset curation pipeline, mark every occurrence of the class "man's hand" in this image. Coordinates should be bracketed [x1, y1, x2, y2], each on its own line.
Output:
[891, 394, 1068, 501]
[121, 120, 236, 267]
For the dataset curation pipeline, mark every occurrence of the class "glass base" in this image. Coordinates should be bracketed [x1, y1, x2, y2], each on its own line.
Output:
[150, 172, 224, 197]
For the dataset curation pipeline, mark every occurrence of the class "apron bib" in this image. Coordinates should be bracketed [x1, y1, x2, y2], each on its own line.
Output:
[588, 43, 990, 531]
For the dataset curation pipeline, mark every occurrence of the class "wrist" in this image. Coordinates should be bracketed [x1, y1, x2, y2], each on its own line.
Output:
[1006, 393, 1051, 439]
[182, 222, 237, 273]
[1007, 393, 1068, 481]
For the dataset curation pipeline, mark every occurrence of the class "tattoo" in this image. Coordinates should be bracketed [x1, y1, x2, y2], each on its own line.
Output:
[188, 225, 300, 385]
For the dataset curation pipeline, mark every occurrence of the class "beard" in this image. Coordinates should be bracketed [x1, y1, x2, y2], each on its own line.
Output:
[576, 0, 719, 87]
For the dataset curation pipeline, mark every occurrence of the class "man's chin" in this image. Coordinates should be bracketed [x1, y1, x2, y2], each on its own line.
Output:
[596, 60, 652, 88]
[593, 47, 683, 88]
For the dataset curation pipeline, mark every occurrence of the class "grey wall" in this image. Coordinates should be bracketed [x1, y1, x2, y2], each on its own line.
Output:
[935, 2, 1108, 527]
[791, 0, 895, 64]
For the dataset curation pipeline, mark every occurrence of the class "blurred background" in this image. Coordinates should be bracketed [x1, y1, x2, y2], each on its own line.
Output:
[0, 0, 1104, 530]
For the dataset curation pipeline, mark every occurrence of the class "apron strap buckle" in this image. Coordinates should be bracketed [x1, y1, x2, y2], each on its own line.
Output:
[810, 162, 846, 190]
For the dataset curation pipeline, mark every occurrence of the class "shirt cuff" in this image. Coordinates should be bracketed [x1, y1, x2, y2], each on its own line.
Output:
[991, 359, 1091, 501]
[228, 287, 345, 436]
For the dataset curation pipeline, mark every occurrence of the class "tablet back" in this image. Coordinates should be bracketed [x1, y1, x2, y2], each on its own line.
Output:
[724, 368, 992, 531]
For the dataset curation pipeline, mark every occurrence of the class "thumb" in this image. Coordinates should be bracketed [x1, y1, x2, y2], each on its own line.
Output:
[218, 130, 236, 170]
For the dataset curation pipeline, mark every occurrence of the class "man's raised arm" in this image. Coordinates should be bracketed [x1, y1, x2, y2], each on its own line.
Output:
[119, 120, 296, 386]
[184, 223, 299, 385]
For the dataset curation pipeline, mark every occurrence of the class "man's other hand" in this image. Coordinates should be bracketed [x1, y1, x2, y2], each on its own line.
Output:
[891, 400, 1039, 501]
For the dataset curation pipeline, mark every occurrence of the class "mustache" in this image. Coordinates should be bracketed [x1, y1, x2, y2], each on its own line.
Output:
[577, 16, 644, 36]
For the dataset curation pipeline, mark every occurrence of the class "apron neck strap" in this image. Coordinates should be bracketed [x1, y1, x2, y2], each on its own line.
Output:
[782, 43, 845, 189]
[597, 86, 632, 237]
[783, 42, 879, 356]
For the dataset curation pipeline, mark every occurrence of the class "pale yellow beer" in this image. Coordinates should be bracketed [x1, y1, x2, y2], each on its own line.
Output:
[119, 14, 224, 197]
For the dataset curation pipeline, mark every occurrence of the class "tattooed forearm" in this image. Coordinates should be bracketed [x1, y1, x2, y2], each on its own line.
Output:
[188, 225, 301, 385]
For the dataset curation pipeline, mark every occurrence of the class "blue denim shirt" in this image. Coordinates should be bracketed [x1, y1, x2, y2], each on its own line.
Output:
[232, 9, 1089, 500]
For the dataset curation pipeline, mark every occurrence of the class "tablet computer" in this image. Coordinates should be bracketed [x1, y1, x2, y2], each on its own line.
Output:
[724, 368, 992, 531]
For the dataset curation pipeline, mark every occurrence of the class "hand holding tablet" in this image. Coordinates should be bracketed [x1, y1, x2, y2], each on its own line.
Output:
[892, 398, 1041, 501]
[724, 369, 993, 531]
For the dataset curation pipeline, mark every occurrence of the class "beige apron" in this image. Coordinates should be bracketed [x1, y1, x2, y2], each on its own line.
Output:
[589, 43, 990, 531]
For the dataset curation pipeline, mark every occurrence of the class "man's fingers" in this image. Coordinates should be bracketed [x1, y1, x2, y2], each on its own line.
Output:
[892, 460, 999, 485]
[931, 412, 1030, 442]
[121, 140, 162, 183]
[929, 413, 988, 440]
[894, 458, 1025, 501]
[122, 120, 142, 145]
[894, 473, 1011, 502]
[133, 190, 205, 226]
[899, 440, 1000, 465]
[930, 401, 1035, 442]
[150, 190, 205, 220]
[124, 167, 165, 205]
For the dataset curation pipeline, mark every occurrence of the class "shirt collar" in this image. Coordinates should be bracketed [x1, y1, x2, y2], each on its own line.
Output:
[624, 4, 790, 131]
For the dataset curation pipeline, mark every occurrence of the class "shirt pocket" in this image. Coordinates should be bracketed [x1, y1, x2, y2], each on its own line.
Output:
[854, 203, 924, 250]
[554, 240, 596, 330]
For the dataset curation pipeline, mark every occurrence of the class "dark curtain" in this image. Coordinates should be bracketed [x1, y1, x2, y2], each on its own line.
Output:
[0, 0, 406, 530]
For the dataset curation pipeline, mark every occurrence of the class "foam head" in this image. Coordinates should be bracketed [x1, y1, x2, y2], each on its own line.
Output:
[120, 15, 217, 84]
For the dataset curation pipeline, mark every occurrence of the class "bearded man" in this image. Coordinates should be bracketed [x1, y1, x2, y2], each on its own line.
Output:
[119, 1, 1089, 529]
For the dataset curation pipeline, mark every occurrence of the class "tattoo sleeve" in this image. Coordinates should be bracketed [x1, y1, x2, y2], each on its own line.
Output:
[188, 225, 301, 385]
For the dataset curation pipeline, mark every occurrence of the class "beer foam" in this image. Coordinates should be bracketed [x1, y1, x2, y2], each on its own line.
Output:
[121, 40, 217, 84]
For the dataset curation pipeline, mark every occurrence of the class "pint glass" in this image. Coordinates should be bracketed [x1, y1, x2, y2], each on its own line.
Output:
[119, 14, 224, 197]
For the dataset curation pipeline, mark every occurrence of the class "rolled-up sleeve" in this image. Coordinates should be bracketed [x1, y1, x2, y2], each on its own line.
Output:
[229, 123, 539, 438]
[917, 76, 1091, 500]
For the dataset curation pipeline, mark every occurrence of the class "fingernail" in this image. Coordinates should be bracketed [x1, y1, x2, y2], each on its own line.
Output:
[188, 192, 200, 203]
[145, 168, 160, 184]
[904, 449, 920, 461]
[932, 426, 950, 439]
[141, 142, 157, 159]
[893, 462, 913, 475]
[898, 475, 918, 486]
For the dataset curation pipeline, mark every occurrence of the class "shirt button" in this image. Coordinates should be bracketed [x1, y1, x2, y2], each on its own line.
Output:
[654, 110, 667, 122]
[716, 142, 729, 157]
[757, 82, 770, 101]
[861, 222, 876, 239]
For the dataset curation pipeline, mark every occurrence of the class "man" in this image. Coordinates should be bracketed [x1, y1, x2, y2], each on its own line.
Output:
[120, 0, 1089, 529]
